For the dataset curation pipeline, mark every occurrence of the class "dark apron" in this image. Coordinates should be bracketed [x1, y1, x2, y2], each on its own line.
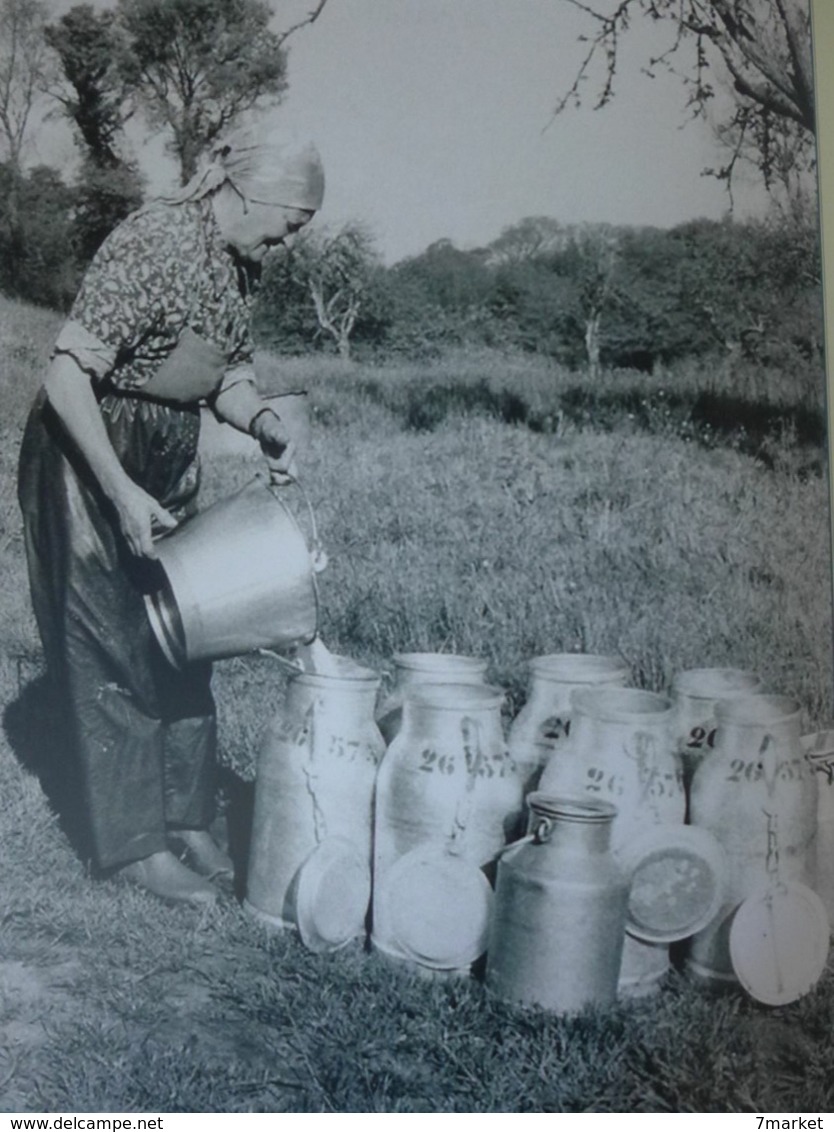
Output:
[17, 388, 217, 870]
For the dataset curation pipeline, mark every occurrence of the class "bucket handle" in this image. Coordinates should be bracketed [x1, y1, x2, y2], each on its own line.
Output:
[266, 472, 327, 573]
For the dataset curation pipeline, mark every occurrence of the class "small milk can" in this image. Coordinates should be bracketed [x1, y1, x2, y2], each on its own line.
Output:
[803, 729, 834, 932]
[508, 653, 630, 797]
[486, 794, 629, 1015]
[671, 667, 762, 796]
[245, 663, 385, 952]
[372, 683, 525, 973]
[376, 652, 489, 745]
[687, 694, 817, 984]
[538, 687, 684, 995]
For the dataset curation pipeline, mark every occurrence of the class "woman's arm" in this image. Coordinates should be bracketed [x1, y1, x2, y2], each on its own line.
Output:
[44, 353, 177, 558]
[212, 375, 297, 477]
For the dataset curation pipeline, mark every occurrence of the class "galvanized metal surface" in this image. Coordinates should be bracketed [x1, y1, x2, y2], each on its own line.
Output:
[375, 653, 489, 745]
[804, 729, 834, 932]
[671, 667, 763, 796]
[245, 666, 384, 947]
[145, 477, 319, 667]
[508, 653, 630, 798]
[486, 794, 629, 1015]
[538, 686, 685, 995]
[687, 694, 818, 984]
[372, 683, 525, 972]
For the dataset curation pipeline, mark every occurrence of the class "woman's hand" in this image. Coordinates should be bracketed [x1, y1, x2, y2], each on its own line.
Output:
[44, 353, 178, 558]
[111, 479, 178, 559]
[251, 408, 297, 482]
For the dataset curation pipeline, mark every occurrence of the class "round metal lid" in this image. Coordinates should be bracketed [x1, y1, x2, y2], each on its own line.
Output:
[383, 846, 493, 970]
[294, 837, 371, 954]
[729, 882, 830, 1006]
[620, 825, 727, 944]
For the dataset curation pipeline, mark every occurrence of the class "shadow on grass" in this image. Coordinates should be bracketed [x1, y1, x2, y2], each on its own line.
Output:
[3, 673, 92, 863]
[218, 765, 254, 903]
[352, 377, 826, 471]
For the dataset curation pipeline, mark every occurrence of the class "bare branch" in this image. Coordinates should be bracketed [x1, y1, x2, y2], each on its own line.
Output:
[274, 0, 329, 48]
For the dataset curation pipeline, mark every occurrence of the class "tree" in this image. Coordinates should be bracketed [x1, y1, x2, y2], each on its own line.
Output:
[559, 223, 622, 378]
[0, 0, 55, 291]
[0, 162, 78, 307]
[0, 0, 52, 173]
[487, 216, 568, 265]
[116, 0, 328, 183]
[45, 5, 144, 263]
[260, 223, 386, 360]
[44, 5, 130, 170]
[557, 1, 815, 190]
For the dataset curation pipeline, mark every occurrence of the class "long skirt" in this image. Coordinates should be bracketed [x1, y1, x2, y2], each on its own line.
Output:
[17, 388, 217, 870]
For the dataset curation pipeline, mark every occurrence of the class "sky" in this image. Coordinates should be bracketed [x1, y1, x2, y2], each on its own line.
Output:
[35, 0, 777, 264]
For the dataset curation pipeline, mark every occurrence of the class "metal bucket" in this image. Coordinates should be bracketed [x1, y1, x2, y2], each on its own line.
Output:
[144, 477, 319, 668]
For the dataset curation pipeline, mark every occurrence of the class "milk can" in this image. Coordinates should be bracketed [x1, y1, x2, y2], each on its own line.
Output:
[245, 663, 385, 952]
[486, 794, 629, 1015]
[538, 687, 685, 995]
[508, 653, 630, 796]
[671, 667, 762, 798]
[376, 652, 489, 745]
[687, 694, 817, 984]
[372, 683, 525, 973]
[803, 729, 834, 932]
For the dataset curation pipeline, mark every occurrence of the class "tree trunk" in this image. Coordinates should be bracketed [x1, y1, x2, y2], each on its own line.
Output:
[336, 332, 352, 361]
[585, 311, 602, 380]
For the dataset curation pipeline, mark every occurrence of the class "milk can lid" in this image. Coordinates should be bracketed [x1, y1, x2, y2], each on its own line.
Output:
[620, 825, 727, 944]
[294, 836, 371, 954]
[382, 846, 493, 970]
[729, 882, 830, 1006]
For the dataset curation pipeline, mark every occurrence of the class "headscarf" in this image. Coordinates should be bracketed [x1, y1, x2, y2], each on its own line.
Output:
[164, 123, 325, 211]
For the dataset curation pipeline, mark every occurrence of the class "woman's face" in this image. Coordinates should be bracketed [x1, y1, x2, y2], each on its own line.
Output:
[214, 192, 315, 263]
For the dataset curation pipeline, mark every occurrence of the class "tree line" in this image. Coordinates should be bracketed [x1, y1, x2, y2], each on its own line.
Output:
[0, 0, 822, 379]
[0, 0, 326, 306]
[253, 206, 821, 378]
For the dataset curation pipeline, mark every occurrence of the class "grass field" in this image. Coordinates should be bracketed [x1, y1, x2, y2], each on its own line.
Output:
[1, 295, 833, 1112]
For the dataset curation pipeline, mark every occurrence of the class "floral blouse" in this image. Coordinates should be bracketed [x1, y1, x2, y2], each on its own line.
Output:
[53, 199, 256, 393]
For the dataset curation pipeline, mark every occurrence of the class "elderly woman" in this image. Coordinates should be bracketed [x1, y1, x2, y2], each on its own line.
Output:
[17, 127, 324, 906]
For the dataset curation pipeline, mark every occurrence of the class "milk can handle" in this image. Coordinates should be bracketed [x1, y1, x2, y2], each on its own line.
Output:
[532, 815, 554, 843]
[490, 833, 536, 863]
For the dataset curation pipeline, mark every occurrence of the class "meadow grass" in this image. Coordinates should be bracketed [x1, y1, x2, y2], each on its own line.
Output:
[1, 297, 833, 1112]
